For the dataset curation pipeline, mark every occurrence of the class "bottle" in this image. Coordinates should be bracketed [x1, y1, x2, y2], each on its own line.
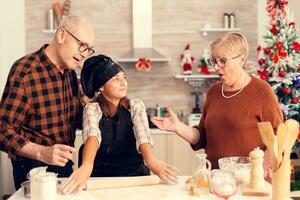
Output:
[193, 153, 212, 196]
[48, 8, 54, 30]
[229, 13, 236, 29]
[223, 13, 229, 29]
[156, 104, 161, 117]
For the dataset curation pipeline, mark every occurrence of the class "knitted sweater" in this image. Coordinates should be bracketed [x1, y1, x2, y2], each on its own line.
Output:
[193, 76, 284, 168]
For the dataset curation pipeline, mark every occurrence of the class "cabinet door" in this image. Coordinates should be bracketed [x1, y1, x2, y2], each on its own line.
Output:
[167, 134, 198, 175]
[151, 134, 169, 164]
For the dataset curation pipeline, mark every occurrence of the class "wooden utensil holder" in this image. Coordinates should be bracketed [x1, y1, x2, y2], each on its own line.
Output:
[272, 159, 291, 200]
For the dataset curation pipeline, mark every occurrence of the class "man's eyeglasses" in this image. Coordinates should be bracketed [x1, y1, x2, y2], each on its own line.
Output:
[207, 53, 243, 69]
[64, 29, 95, 56]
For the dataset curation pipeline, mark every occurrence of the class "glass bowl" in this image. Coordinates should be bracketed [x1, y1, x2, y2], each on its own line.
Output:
[218, 157, 251, 184]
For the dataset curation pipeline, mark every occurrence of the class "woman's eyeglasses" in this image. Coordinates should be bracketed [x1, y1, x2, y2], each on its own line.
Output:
[64, 29, 95, 56]
[207, 53, 243, 69]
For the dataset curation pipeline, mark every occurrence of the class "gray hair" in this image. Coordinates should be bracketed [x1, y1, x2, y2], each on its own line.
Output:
[57, 16, 89, 33]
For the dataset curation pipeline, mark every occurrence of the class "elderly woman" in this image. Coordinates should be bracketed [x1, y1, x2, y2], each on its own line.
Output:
[62, 55, 177, 194]
[152, 32, 283, 169]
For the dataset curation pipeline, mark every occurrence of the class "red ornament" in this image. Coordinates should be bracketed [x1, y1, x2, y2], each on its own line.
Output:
[298, 127, 300, 141]
[257, 46, 262, 52]
[292, 41, 300, 51]
[298, 67, 300, 72]
[264, 48, 271, 54]
[270, 25, 278, 35]
[291, 97, 299, 104]
[289, 22, 296, 27]
[283, 87, 291, 95]
[257, 69, 269, 80]
[278, 71, 286, 77]
[258, 58, 265, 66]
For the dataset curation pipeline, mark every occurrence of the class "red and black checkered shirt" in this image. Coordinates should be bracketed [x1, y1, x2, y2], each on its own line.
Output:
[0, 45, 82, 160]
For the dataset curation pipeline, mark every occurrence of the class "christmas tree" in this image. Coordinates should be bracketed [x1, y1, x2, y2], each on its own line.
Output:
[257, 0, 300, 144]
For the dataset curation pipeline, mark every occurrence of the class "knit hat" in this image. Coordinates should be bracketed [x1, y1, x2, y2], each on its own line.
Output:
[81, 55, 124, 98]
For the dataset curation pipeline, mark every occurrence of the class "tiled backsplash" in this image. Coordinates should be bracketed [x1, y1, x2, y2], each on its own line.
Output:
[25, 0, 257, 115]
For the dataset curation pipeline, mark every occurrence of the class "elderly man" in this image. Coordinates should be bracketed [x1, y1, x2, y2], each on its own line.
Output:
[0, 16, 95, 189]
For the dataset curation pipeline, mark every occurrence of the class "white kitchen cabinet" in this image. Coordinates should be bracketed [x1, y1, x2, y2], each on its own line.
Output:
[151, 131, 199, 176]
[74, 129, 199, 176]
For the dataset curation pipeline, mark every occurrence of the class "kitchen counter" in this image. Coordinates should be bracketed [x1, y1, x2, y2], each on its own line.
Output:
[8, 176, 282, 200]
[76, 128, 175, 136]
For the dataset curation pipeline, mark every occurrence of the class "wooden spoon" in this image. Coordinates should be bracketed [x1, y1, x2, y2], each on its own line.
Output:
[283, 119, 299, 162]
[257, 122, 278, 169]
[276, 123, 286, 169]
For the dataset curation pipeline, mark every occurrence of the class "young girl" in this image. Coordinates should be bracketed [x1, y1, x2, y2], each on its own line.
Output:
[62, 55, 177, 194]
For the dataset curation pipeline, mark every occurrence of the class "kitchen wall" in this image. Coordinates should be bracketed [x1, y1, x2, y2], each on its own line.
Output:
[0, 0, 26, 197]
[25, 0, 257, 115]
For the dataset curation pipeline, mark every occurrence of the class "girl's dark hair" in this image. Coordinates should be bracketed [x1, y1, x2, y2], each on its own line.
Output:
[97, 93, 130, 117]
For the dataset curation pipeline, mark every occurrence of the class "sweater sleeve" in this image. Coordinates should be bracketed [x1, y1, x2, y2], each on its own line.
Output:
[259, 83, 284, 130]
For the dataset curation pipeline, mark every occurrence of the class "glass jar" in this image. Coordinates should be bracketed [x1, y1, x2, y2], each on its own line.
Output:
[193, 153, 212, 196]
[30, 171, 57, 200]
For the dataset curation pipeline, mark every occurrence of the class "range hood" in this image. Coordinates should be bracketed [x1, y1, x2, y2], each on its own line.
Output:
[118, 0, 170, 62]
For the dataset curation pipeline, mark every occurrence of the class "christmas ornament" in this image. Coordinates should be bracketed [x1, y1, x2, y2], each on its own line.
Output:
[291, 97, 299, 104]
[135, 58, 151, 72]
[270, 25, 278, 35]
[264, 48, 271, 54]
[279, 71, 286, 77]
[283, 87, 291, 95]
[258, 58, 265, 66]
[257, 46, 262, 52]
[180, 44, 196, 75]
[292, 75, 300, 87]
[197, 48, 212, 75]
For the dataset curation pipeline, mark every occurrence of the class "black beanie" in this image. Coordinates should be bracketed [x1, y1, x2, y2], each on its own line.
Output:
[81, 55, 124, 98]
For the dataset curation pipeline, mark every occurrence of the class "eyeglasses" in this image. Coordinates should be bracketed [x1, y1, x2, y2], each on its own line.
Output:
[207, 53, 243, 69]
[64, 29, 95, 56]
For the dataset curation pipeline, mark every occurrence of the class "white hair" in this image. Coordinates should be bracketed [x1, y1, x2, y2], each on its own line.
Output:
[57, 16, 90, 33]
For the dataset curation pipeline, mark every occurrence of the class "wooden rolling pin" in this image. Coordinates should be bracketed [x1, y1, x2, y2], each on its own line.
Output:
[85, 175, 161, 190]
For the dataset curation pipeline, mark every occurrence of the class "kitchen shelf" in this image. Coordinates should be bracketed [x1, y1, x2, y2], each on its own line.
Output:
[42, 29, 56, 33]
[175, 74, 219, 88]
[200, 27, 241, 36]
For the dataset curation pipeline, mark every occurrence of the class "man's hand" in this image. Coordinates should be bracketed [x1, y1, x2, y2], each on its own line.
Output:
[62, 164, 93, 194]
[38, 144, 76, 166]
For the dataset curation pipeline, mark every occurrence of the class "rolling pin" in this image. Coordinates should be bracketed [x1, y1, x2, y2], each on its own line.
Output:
[85, 175, 161, 190]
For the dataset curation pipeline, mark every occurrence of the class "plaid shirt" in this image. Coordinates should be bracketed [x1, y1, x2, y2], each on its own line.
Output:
[0, 45, 82, 160]
[82, 99, 154, 151]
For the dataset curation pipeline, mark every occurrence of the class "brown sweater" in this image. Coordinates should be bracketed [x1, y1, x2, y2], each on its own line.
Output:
[193, 76, 283, 168]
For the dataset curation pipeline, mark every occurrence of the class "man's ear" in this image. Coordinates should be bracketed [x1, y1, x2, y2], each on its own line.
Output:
[56, 29, 66, 44]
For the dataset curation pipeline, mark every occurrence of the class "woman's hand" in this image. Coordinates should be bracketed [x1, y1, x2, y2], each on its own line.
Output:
[146, 157, 178, 184]
[61, 164, 93, 195]
[151, 107, 181, 132]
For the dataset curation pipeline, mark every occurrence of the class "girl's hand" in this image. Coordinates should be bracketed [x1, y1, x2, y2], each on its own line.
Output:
[146, 157, 178, 184]
[62, 164, 93, 195]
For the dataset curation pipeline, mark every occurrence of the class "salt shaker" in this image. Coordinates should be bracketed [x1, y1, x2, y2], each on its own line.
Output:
[229, 13, 236, 29]
[223, 13, 229, 28]
[249, 147, 264, 189]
